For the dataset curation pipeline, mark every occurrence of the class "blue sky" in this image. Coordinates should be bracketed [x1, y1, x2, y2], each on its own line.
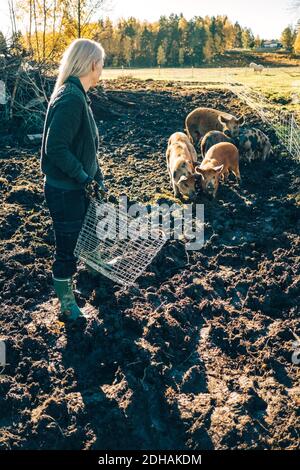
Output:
[0, 0, 298, 40]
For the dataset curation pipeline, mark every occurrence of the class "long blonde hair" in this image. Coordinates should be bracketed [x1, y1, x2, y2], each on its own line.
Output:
[51, 38, 105, 101]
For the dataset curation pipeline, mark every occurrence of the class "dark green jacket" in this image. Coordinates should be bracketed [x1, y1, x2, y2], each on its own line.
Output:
[40, 75, 104, 190]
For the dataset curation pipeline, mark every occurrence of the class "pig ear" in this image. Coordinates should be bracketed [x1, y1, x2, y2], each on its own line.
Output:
[178, 175, 188, 184]
[218, 116, 231, 126]
[194, 166, 204, 179]
[237, 115, 245, 125]
[213, 164, 224, 174]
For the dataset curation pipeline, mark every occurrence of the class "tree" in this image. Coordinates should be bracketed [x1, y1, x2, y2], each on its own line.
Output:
[233, 22, 243, 48]
[10, 30, 26, 56]
[281, 26, 296, 51]
[190, 17, 206, 65]
[254, 36, 262, 48]
[242, 28, 255, 49]
[169, 39, 179, 66]
[157, 44, 166, 66]
[203, 31, 214, 62]
[8, 8, 270, 67]
[178, 47, 184, 66]
[15, 0, 109, 62]
[138, 25, 155, 66]
[223, 17, 236, 49]
[0, 32, 8, 55]
[68, 0, 109, 38]
[294, 30, 300, 53]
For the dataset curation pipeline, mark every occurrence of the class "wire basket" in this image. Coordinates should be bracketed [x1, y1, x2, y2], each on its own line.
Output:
[74, 196, 167, 287]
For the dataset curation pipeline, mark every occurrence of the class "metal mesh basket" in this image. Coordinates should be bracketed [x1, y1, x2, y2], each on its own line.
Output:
[74, 196, 167, 287]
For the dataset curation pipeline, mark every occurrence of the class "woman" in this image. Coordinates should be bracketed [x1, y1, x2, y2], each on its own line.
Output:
[40, 38, 106, 322]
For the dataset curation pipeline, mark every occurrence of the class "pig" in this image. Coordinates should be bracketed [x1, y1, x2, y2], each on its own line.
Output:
[185, 107, 245, 145]
[232, 128, 272, 162]
[201, 130, 234, 158]
[195, 142, 240, 198]
[217, 113, 245, 138]
[166, 132, 198, 200]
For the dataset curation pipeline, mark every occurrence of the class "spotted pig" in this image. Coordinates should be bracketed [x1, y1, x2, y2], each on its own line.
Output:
[228, 128, 272, 162]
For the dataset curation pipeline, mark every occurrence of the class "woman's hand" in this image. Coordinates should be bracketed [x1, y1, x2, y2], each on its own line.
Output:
[84, 175, 107, 199]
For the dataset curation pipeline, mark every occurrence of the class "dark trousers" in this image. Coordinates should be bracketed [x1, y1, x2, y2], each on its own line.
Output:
[44, 181, 90, 278]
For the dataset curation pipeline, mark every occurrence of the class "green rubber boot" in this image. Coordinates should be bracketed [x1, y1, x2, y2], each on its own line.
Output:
[52, 276, 84, 321]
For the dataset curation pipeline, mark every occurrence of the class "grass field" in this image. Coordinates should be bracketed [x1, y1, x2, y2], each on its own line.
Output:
[102, 67, 300, 114]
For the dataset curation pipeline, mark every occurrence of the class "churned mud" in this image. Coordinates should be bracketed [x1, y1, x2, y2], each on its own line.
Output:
[0, 78, 299, 450]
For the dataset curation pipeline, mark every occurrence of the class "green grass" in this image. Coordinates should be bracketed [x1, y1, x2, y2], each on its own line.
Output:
[102, 67, 300, 114]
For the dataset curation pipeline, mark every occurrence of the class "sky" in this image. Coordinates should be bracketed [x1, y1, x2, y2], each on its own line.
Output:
[0, 0, 299, 40]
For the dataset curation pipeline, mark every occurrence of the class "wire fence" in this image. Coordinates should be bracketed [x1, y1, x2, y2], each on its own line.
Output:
[102, 67, 300, 162]
[225, 76, 300, 162]
[74, 197, 167, 288]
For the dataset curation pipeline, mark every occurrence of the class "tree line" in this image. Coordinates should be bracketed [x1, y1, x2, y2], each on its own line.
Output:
[96, 15, 260, 67]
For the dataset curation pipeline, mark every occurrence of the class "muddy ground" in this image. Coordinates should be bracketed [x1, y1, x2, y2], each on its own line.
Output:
[0, 78, 299, 450]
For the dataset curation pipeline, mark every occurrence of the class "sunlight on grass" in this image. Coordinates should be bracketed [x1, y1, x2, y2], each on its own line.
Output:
[102, 67, 300, 114]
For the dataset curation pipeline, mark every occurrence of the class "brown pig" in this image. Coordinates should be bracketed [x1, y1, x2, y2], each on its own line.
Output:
[185, 107, 245, 145]
[166, 132, 198, 199]
[195, 142, 240, 198]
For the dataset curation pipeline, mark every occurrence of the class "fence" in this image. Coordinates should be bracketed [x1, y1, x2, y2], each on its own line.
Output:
[103, 67, 300, 162]
[225, 76, 300, 161]
[74, 197, 167, 287]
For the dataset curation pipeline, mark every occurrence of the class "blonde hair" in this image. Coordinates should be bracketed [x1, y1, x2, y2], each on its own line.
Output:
[51, 38, 105, 101]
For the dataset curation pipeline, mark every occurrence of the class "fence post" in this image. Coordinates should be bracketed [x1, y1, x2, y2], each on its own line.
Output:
[289, 114, 294, 155]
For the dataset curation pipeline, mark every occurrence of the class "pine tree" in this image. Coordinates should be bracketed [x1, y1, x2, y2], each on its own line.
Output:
[0, 32, 8, 55]
[242, 28, 255, 49]
[233, 22, 243, 48]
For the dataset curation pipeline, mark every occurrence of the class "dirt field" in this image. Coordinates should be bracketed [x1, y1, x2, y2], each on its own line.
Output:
[0, 78, 299, 450]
